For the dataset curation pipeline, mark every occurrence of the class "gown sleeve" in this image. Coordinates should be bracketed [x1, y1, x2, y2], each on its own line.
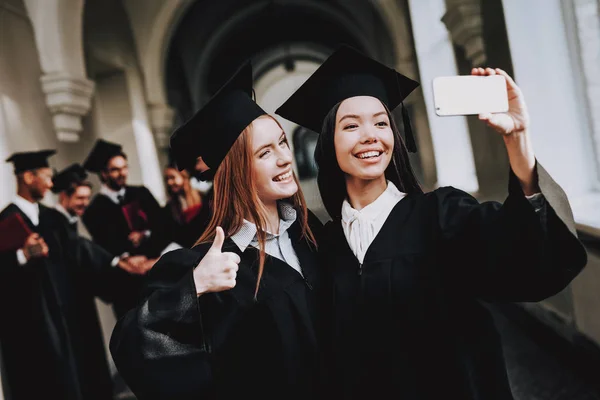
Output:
[437, 161, 587, 302]
[73, 235, 120, 304]
[109, 247, 213, 400]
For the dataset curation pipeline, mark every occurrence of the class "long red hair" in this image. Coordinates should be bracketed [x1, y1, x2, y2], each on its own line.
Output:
[196, 115, 316, 296]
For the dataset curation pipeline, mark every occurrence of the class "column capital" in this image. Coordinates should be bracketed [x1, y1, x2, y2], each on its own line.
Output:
[442, 0, 486, 67]
[40, 73, 95, 142]
[149, 103, 175, 149]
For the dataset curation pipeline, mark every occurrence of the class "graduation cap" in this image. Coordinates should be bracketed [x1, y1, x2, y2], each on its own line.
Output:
[51, 163, 88, 194]
[275, 44, 420, 152]
[170, 60, 266, 175]
[83, 139, 124, 173]
[5, 150, 56, 174]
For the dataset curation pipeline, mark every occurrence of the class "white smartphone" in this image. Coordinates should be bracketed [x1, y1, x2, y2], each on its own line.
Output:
[432, 75, 508, 116]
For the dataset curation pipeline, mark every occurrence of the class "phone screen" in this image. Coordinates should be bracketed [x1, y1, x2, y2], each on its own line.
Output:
[432, 75, 508, 116]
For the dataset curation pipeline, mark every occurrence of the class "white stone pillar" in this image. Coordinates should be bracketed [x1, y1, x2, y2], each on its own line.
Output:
[0, 100, 13, 211]
[125, 67, 166, 205]
[148, 104, 175, 149]
[408, 0, 479, 192]
[24, 0, 95, 142]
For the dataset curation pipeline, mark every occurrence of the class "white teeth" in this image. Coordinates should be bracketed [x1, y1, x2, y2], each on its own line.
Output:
[274, 171, 292, 182]
[357, 151, 382, 159]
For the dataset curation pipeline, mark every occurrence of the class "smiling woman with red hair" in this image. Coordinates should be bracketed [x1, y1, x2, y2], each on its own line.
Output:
[163, 165, 208, 248]
[110, 62, 326, 400]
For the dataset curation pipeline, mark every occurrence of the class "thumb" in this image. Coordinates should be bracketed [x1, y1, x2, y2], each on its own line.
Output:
[210, 226, 225, 253]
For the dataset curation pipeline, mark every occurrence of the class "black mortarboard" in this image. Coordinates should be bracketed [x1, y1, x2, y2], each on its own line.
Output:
[83, 139, 124, 173]
[170, 61, 266, 174]
[5, 150, 56, 174]
[275, 44, 420, 152]
[51, 163, 88, 193]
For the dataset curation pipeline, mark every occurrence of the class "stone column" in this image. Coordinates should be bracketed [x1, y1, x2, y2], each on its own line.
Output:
[24, 0, 95, 142]
[408, 0, 479, 193]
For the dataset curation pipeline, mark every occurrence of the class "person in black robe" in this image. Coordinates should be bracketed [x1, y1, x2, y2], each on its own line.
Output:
[82, 139, 169, 318]
[162, 162, 210, 247]
[275, 45, 588, 400]
[110, 61, 326, 400]
[51, 163, 91, 232]
[0, 150, 121, 400]
[51, 163, 148, 275]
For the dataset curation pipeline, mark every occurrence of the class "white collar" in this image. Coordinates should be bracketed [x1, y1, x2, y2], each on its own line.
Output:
[341, 181, 405, 225]
[340, 181, 406, 264]
[55, 204, 79, 224]
[230, 202, 297, 252]
[14, 195, 40, 226]
[100, 184, 126, 204]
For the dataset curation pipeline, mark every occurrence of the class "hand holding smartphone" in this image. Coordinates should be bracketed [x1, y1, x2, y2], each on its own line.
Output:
[432, 75, 508, 116]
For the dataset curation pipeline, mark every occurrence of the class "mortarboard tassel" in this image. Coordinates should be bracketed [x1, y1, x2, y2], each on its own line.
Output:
[401, 101, 417, 153]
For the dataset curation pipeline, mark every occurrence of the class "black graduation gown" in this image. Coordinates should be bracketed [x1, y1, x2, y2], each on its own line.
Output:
[163, 197, 211, 248]
[82, 185, 168, 318]
[0, 204, 117, 400]
[52, 210, 78, 233]
[109, 211, 326, 400]
[319, 164, 588, 400]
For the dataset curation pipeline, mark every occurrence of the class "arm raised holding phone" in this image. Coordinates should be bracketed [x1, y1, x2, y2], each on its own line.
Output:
[473, 67, 538, 196]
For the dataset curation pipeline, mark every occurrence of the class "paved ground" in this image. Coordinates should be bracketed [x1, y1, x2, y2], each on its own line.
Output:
[490, 304, 600, 400]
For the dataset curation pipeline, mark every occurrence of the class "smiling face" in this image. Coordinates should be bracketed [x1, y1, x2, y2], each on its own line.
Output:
[333, 96, 394, 183]
[164, 167, 185, 195]
[63, 184, 92, 216]
[102, 155, 128, 190]
[250, 116, 298, 207]
[24, 167, 54, 201]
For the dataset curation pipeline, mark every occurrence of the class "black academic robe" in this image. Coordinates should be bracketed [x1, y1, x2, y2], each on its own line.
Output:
[109, 211, 327, 400]
[83, 185, 168, 318]
[319, 164, 588, 400]
[163, 195, 212, 248]
[0, 204, 116, 400]
[52, 208, 81, 233]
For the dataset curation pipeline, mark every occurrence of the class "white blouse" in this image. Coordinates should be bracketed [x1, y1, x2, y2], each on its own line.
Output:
[341, 181, 406, 264]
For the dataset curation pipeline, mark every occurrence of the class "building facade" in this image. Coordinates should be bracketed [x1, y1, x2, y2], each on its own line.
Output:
[0, 0, 599, 397]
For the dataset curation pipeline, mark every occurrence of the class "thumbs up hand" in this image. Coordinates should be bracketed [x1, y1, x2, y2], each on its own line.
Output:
[193, 227, 241, 296]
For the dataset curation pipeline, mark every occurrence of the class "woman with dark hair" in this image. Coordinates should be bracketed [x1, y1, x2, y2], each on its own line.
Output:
[276, 45, 587, 400]
[110, 62, 325, 400]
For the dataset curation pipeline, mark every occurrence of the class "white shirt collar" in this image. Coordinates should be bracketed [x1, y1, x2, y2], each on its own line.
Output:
[14, 195, 40, 226]
[341, 181, 406, 263]
[230, 202, 297, 252]
[100, 184, 126, 204]
[341, 181, 405, 225]
[55, 204, 79, 224]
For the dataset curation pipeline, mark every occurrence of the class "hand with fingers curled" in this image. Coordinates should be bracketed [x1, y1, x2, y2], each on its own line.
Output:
[22, 233, 49, 261]
[193, 226, 241, 296]
[472, 67, 530, 136]
[118, 255, 149, 275]
[139, 257, 158, 275]
[472, 67, 538, 195]
[128, 231, 146, 248]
